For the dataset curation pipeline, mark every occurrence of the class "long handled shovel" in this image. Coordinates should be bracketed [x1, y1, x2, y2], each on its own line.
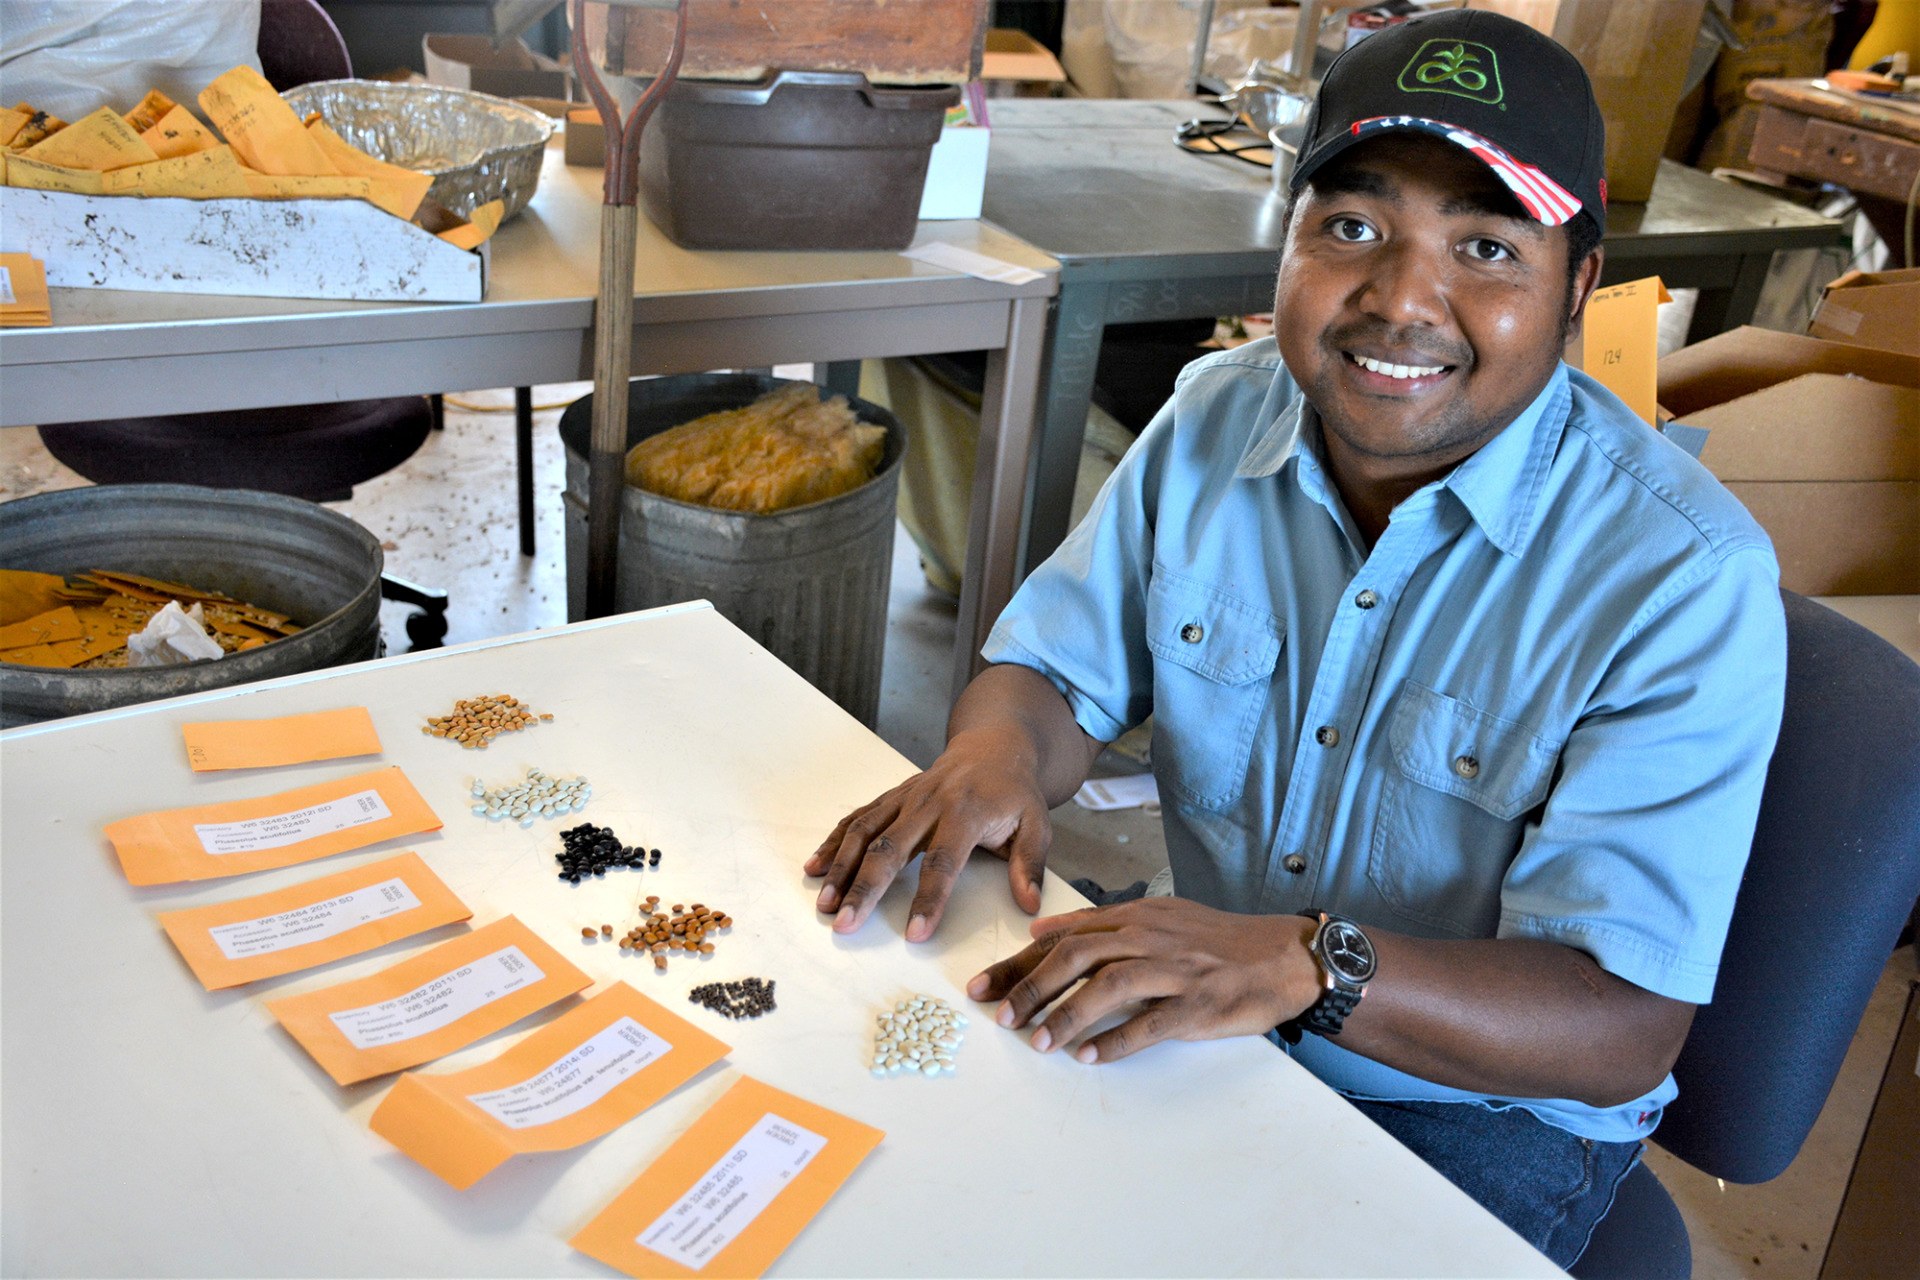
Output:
[570, 0, 688, 617]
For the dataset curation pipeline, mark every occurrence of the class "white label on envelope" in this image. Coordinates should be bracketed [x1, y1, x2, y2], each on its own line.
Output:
[465, 1017, 670, 1130]
[193, 789, 392, 854]
[0, 267, 15, 305]
[637, 1112, 826, 1270]
[328, 945, 542, 1050]
[209, 877, 423, 959]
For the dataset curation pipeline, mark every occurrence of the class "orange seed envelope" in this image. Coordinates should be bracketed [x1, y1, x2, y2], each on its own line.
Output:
[0, 605, 78, 649]
[238, 168, 372, 201]
[100, 144, 251, 198]
[371, 983, 730, 1189]
[306, 119, 433, 221]
[182, 705, 383, 771]
[1576, 275, 1672, 427]
[156, 852, 470, 990]
[103, 765, 441, 886]
[199, 65, 338, 176]
[437, 199, 504, 250]
[19, 104, 157, 170]
[140, 103, 219, 160]
[570, 1076, 884, 1279]
[123, 89, 177, 135]
[267, 915, 591, 1086]
[5, 153, 106, 194]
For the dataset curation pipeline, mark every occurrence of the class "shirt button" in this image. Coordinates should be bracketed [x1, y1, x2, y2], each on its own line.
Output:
[1314, 725, 1339, 748]
[1283, 854, 1308, 874]
[1355, 589, 1379, 609]
[1180, 623, 1204, 644]
[1453, 754, 1480, 779]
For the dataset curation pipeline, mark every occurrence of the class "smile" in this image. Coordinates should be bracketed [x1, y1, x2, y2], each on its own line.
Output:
[1347, 353, 1449, 380]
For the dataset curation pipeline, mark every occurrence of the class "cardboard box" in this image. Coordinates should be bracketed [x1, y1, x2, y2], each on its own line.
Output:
[423, 33, 571, 101]
[1819, 978, 1920, 1280]
[584, 0, 989, 86]
[564, 108, 604, 169]
[1810, 268, 1920, 357]
[981, 28, 1067, 98]
[0, 186, 486, 303]
[1468, 0, 1706, 203]
[1659, 328, 1920, 595]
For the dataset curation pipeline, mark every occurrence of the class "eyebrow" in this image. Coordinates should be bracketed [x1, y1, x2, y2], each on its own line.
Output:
[1309, 162, 1542, 234]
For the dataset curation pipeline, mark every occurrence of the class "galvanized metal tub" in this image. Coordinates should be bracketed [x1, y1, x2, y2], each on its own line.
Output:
[1, 485, 383, 728]
[560, 374, 904, 727]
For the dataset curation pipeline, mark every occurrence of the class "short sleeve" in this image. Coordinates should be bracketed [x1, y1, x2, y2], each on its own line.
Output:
[980, 403, 1175, 746]
[1498, 546, 1787, 1003]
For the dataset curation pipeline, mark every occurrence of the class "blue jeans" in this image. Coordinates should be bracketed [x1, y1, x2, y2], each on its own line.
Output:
[1346, 1096, 1640, 1269]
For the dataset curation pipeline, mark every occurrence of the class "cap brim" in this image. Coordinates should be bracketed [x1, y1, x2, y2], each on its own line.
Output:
[1291, 115, 1584, 227]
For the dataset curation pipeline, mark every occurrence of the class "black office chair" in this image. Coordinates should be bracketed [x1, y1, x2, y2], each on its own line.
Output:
[1571, 591, 1920, 1278]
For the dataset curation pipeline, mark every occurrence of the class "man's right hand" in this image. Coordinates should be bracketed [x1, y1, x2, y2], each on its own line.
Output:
[804, 726, 1053, 942]
[804, 663, 1105, 943]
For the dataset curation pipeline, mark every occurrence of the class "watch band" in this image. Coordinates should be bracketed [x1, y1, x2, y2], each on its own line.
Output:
[1275, 910, 1371, 1045]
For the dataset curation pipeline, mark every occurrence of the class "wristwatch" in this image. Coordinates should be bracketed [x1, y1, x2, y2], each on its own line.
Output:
[1277, 910, 1377, 1045]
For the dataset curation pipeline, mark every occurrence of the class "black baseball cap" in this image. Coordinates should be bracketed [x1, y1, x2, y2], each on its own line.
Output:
[1288, 8, 1606, 234]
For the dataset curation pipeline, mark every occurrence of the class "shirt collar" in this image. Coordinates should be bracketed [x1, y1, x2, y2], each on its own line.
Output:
[1234, 362, 1573, 558]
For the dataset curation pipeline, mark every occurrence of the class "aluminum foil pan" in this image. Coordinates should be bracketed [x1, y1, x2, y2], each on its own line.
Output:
[281, 79, 556, 221]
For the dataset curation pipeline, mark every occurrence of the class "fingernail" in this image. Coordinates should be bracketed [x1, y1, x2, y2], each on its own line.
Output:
[966, 973, 989, 999]
[1076, 1044, 1098, 1064]
[834, 906, 856, 931]
[996, 1002, 1015, 1028]
[1031, 1026, 1052, 1052]
[906, 914, 929, 942]
[816, 886, 838, 911]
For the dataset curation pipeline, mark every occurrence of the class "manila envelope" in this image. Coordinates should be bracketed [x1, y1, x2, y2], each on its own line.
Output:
[157, 852, 470, 990]
[571, 1076, 884, 1280]
[181, 705, 383, 771]
[266, 916, 590, 1086]
[1568, 275, 1671, 427]
[371, 983, 729, 1189]
[104, 765, 440, 886]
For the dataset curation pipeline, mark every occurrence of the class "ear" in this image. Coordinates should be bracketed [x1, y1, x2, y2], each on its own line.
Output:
[1565, 244, 1605, 329]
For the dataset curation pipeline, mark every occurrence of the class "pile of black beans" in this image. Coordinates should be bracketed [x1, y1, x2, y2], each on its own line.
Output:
[689, 978, 776, 1019]
[555, 823, 660, 882]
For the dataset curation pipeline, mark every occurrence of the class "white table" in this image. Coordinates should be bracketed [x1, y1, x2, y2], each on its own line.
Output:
[0, 140, 1057, 700]
[0, 603, 1555, 1278]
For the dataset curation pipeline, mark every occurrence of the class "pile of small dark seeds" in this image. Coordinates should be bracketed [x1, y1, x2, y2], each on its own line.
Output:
[689, 978, 775, 1020]
[556, 823, 660, 882]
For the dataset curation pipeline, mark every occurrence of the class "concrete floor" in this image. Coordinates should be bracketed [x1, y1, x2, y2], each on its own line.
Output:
[4, 383, 1911, 1279]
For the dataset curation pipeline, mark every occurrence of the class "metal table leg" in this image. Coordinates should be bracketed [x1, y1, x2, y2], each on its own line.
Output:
[515, 385, 535, 557]
[1019, 279, 1112, 579]
[952, 293, 1049, 701]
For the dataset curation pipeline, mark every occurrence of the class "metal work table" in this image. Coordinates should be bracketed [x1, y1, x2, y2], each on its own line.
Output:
[0, 140, 1057, 697]
[981, 97, 1850, 577]
[0, 603, 1557, 1278]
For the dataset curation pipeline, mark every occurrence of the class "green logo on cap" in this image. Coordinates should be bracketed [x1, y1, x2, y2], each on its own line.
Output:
[1398, 39, 1503, 106]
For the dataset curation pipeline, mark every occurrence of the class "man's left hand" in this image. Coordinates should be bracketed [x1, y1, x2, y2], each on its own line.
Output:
[965, 899, 1323, 1063]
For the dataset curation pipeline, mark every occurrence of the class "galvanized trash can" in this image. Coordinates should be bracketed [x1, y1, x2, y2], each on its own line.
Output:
[560, 374, 905, 727]
[1, 484, 384, 728]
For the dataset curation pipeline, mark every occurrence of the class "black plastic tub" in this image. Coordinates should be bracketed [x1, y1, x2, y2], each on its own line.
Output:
[639, 70, 959, 251]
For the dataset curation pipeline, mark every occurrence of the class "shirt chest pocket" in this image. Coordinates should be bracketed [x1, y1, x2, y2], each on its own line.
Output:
[1145, 574, 1282, 812]
[1367, 681, 1558, 936]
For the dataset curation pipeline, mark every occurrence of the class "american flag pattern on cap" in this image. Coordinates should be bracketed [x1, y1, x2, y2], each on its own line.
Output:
[1351, 115, 1584, 225]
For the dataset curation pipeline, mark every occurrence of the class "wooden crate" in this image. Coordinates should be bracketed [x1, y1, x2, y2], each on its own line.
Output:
[581, 0, 988, 86]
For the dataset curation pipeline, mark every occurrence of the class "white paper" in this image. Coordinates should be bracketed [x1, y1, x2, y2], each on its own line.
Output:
[125, 600, 224, 667]
[637, 1112, 826, 1270]
[328, 945, 542, 1050]
[465, 1016, 670, 1129]
[1073, 773, 1160, 811]
[209, 877, 423, 959]
[193, 789, 393, 854]
[903, 241, 1045, 285]
[0, 266, 15, 305]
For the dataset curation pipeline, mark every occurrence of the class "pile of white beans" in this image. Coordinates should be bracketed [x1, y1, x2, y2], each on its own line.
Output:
[470, 767, 591, 827]
[871, 993, 967, 1077]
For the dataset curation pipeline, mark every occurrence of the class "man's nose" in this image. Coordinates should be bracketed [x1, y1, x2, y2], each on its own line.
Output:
[1357, 240, 1449, 327]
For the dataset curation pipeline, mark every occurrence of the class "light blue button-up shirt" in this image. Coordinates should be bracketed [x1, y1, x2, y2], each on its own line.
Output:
[984, 338, 1786, 1142]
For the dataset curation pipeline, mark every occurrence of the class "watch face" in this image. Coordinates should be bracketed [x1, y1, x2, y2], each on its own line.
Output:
[1321, 919, 1376, 985]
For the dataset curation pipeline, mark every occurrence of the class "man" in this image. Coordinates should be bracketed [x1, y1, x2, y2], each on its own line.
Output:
[806, 9, 1786, 1266]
